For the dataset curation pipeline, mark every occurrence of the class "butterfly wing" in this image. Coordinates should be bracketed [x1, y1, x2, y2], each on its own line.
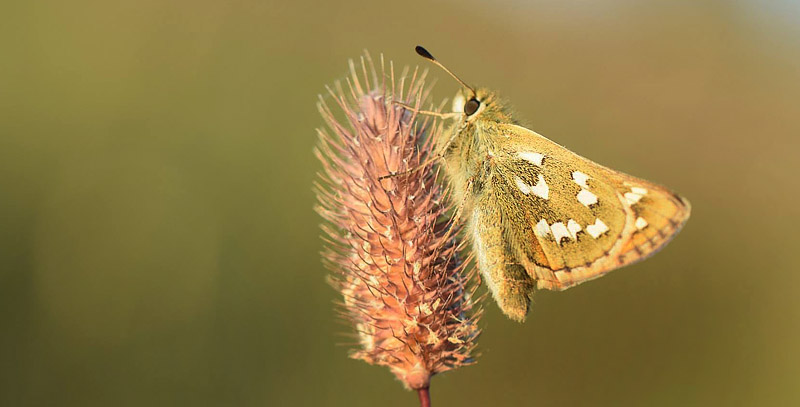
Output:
[487, 123, 690, 292]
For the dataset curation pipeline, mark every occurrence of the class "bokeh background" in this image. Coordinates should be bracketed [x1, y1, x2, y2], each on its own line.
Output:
[2, 0, 799, 406]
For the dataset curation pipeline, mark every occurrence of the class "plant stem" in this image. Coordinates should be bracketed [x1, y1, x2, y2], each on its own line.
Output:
[417, 387, 431, 407]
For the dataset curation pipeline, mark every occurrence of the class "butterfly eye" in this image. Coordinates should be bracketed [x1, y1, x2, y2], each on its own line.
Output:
[464, 98, 480, 115]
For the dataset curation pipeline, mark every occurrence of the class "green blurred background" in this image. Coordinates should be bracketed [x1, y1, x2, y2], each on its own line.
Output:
[2, 0, 799, 405]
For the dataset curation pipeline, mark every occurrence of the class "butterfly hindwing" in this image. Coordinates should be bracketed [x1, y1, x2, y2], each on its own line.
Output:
[470, 193, 536, 322]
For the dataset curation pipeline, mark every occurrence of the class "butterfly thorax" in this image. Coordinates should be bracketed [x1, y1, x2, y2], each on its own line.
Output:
[438, 88, 516, 212]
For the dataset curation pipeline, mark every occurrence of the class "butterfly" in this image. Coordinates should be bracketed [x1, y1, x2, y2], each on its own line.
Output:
[413, 46, 691, 322]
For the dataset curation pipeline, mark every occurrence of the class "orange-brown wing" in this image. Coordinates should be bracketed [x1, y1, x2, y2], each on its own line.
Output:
[491, 123, 691, 291]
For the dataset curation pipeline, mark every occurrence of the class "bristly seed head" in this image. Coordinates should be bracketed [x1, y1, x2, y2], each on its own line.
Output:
[314, 52, 482, 391]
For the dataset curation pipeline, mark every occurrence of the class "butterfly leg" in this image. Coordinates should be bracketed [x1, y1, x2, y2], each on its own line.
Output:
[391, 101, 461, 119]
[378, 154, 444, 180]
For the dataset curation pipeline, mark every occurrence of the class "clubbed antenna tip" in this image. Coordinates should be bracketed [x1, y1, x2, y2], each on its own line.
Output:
[413, 45, 475, 95]
[415, 45, 435, 61]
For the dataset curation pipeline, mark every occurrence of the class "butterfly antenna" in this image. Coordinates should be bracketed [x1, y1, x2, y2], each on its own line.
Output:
[415, 46, 476, 95]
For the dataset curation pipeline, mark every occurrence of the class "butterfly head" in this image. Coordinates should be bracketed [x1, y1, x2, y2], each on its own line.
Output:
[451, 87, 511, 123]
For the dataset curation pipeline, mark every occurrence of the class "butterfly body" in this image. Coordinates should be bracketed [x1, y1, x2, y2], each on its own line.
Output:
[437, 87, 691, 322]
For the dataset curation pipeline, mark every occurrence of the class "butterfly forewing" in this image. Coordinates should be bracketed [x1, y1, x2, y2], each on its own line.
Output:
[489, 123, 691, 291]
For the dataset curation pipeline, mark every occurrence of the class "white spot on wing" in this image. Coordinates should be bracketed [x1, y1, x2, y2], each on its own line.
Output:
[635, 216, 649, 230]
[550, 222, 570, 244]
[586, 219, 609, 238]
[567, 219, 582, 239]
[624, 192, 643, 205]
[577, 189, 598, 206]
[572, 171, 590, 188]
[514, 176, 531, 195]
[535, 219, 550, 237]
[530, 174, 549, 199]
[518, 151, 544, 166]
[624, 187, 648, 205]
